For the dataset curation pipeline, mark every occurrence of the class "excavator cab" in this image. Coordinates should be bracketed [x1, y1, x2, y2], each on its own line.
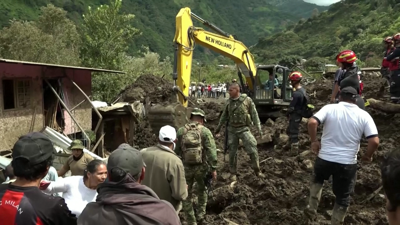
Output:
[252, 65, 292, 118]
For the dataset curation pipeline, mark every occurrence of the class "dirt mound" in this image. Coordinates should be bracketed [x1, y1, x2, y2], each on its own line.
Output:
[119, 74, 176, 104]
[128, 73, 396, 224]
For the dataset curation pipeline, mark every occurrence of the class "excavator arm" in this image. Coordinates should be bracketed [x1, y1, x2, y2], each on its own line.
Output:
[148, 7, 260, 134]
[173, 7, 258, 107]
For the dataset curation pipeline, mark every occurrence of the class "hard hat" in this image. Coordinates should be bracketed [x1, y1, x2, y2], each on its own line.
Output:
[288, 71, 302, 81]
[393, 33, 400, 42]
[336, 50, 357, 64]
[384, 36, 394, 44]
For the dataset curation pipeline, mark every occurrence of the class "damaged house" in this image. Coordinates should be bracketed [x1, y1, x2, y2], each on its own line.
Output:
[0, 58, 123, 157]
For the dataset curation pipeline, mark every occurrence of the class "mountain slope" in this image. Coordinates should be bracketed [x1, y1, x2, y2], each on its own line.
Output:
[0, 0, 327, 59]
[252, 0, 399, 66]
[269, 0, 329, 19]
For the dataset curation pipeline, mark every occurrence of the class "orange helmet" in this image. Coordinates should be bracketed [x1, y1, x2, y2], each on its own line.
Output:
[336, 50, 357, 64]
[289, 71, 302, 81]
[383, 36, 393, 44]
[393, 33, 400, 42]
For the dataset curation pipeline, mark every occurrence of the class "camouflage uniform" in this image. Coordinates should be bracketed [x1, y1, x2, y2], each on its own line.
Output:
[175, 108, 217, 225]
[216, 93, 265, 180]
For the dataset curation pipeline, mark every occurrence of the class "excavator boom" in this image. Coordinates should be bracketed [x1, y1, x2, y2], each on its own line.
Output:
[148, 7, 286, 134]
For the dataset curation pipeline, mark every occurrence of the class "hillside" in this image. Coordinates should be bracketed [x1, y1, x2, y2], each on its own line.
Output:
[269, 0, 329, 19]
[0, 0, 329, 59]
[252, 0, 400, 67]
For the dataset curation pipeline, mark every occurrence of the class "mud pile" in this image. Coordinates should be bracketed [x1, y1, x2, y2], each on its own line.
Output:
[186, 72, 393, 224]
[128, 74, 395, 224]
[119, 74, 176, 104]
[121, 75, 176, 148]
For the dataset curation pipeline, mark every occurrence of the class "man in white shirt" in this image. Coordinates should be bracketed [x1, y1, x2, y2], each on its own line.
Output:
[305, 87, 379, 224]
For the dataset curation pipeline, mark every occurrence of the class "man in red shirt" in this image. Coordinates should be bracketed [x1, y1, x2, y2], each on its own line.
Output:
[0, 132, 77, 225]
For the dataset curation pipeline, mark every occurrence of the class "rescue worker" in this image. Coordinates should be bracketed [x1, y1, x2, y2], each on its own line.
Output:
[381, 150, 400, 225]
[335, 50, 365, 110]
[332, 53, 345, 103]
[306, 87, 379, 224]
[57, 140, 94, 177]
[215, 83, 265, 181]
[382, 36, 394, 81]
[141, 125, 188, 213]
[385, 33, 400, 103]
[286, 71, 307, 152]
[175, 108, 217, 225]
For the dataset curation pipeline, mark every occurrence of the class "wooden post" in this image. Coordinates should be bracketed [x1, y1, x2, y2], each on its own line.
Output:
[96, 122, 105, 157]
[129, 116, 135, 147]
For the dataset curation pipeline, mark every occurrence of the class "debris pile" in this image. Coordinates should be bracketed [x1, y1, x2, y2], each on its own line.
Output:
[119, 74, 176, 104]
[126, 73, 393, 224]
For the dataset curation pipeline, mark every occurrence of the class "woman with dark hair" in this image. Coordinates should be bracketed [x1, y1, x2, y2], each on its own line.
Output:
[40, 159, 107, 217]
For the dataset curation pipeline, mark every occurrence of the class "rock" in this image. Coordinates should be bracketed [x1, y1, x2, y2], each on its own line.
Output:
[301, 118, 308, 125]
[299, 150, 312, 157]
[277, 134, 289, 145]
[302, 159, 313, 170]
[265, 118, 275, 126]
[257, 134, 273, 145]
[220, 172, 231, 182]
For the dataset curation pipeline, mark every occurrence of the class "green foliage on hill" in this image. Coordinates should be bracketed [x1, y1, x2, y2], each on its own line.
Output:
[0, 0, 326, 59]
[0, 2, 238, 102]
[269, 0, 328, 19]
[252, 0, 400, 67]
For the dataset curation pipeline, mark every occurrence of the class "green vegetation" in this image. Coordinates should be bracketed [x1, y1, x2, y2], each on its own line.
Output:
[269, 0, 328, 19]
[252, 0, 398, 68]
[0, 0, 325, 59]
[0, 1, 237, 102]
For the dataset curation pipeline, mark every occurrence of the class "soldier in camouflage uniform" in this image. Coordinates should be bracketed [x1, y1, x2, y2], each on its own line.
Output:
[175, 108, 217, 225]
[215, 83, 265, 181]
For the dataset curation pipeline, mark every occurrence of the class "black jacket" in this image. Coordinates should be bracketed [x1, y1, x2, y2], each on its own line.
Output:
[78, 175, 181, 225]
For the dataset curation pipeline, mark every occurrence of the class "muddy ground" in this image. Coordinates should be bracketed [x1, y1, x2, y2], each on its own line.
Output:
[127, 73, 393, 224]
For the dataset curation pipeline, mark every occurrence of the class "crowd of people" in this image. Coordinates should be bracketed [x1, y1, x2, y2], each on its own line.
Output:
[189, 82, 227, 99]
[0, 48, 400, 225]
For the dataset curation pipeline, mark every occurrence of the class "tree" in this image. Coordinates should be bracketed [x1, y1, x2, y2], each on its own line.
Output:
[80, 0, 140, 70]
[0, 4, 80, 65]
[80, 0, 141, 102]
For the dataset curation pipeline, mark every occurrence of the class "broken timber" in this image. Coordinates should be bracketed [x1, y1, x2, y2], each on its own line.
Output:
[366, 98, 400, 113]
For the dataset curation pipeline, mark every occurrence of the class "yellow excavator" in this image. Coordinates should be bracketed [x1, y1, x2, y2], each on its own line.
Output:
[147, 7, 293, 134]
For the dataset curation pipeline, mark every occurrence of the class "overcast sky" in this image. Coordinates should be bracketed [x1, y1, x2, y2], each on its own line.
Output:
[304, 0, 340, 5]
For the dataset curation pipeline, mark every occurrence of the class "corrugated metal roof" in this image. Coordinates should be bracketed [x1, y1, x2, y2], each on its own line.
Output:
[0, 58, 125, 74]
[98, 102, 129, 112]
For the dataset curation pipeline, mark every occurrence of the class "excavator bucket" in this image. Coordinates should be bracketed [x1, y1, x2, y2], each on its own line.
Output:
[147, 102, 192, 136]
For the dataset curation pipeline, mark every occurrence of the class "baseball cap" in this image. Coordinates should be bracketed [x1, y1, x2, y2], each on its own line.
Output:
[191, 108, 207, 122]
[107, 144, 146, 177]
[12, 132, 55, 165]
[159, 125, 176, 143]
[340, 86, 358, 97]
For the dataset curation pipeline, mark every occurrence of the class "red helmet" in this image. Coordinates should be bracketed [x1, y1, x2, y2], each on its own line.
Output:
[289, 71, 302, 81]
[383, 36, 393, 44]
[336, 50, 357, 64]
[393, 33, 400, 42]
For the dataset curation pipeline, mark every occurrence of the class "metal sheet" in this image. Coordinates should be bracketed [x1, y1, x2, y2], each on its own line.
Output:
[42, 127, 105, 161]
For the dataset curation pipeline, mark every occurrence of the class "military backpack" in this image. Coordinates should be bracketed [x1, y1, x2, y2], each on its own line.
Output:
[181, 123, 204, 165]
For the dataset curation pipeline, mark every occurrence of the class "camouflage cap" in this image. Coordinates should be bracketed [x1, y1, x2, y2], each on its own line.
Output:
[191, 108, 207, 122]
[69, 139, 85, 150]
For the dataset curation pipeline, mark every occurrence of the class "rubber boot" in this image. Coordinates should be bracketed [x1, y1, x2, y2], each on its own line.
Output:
[331, 203, 348, 225]
[304, 183, 323, 221]
[291, 143, 299, 154]
[250, 154, 265, 178]
[229, 167, 237, 181]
